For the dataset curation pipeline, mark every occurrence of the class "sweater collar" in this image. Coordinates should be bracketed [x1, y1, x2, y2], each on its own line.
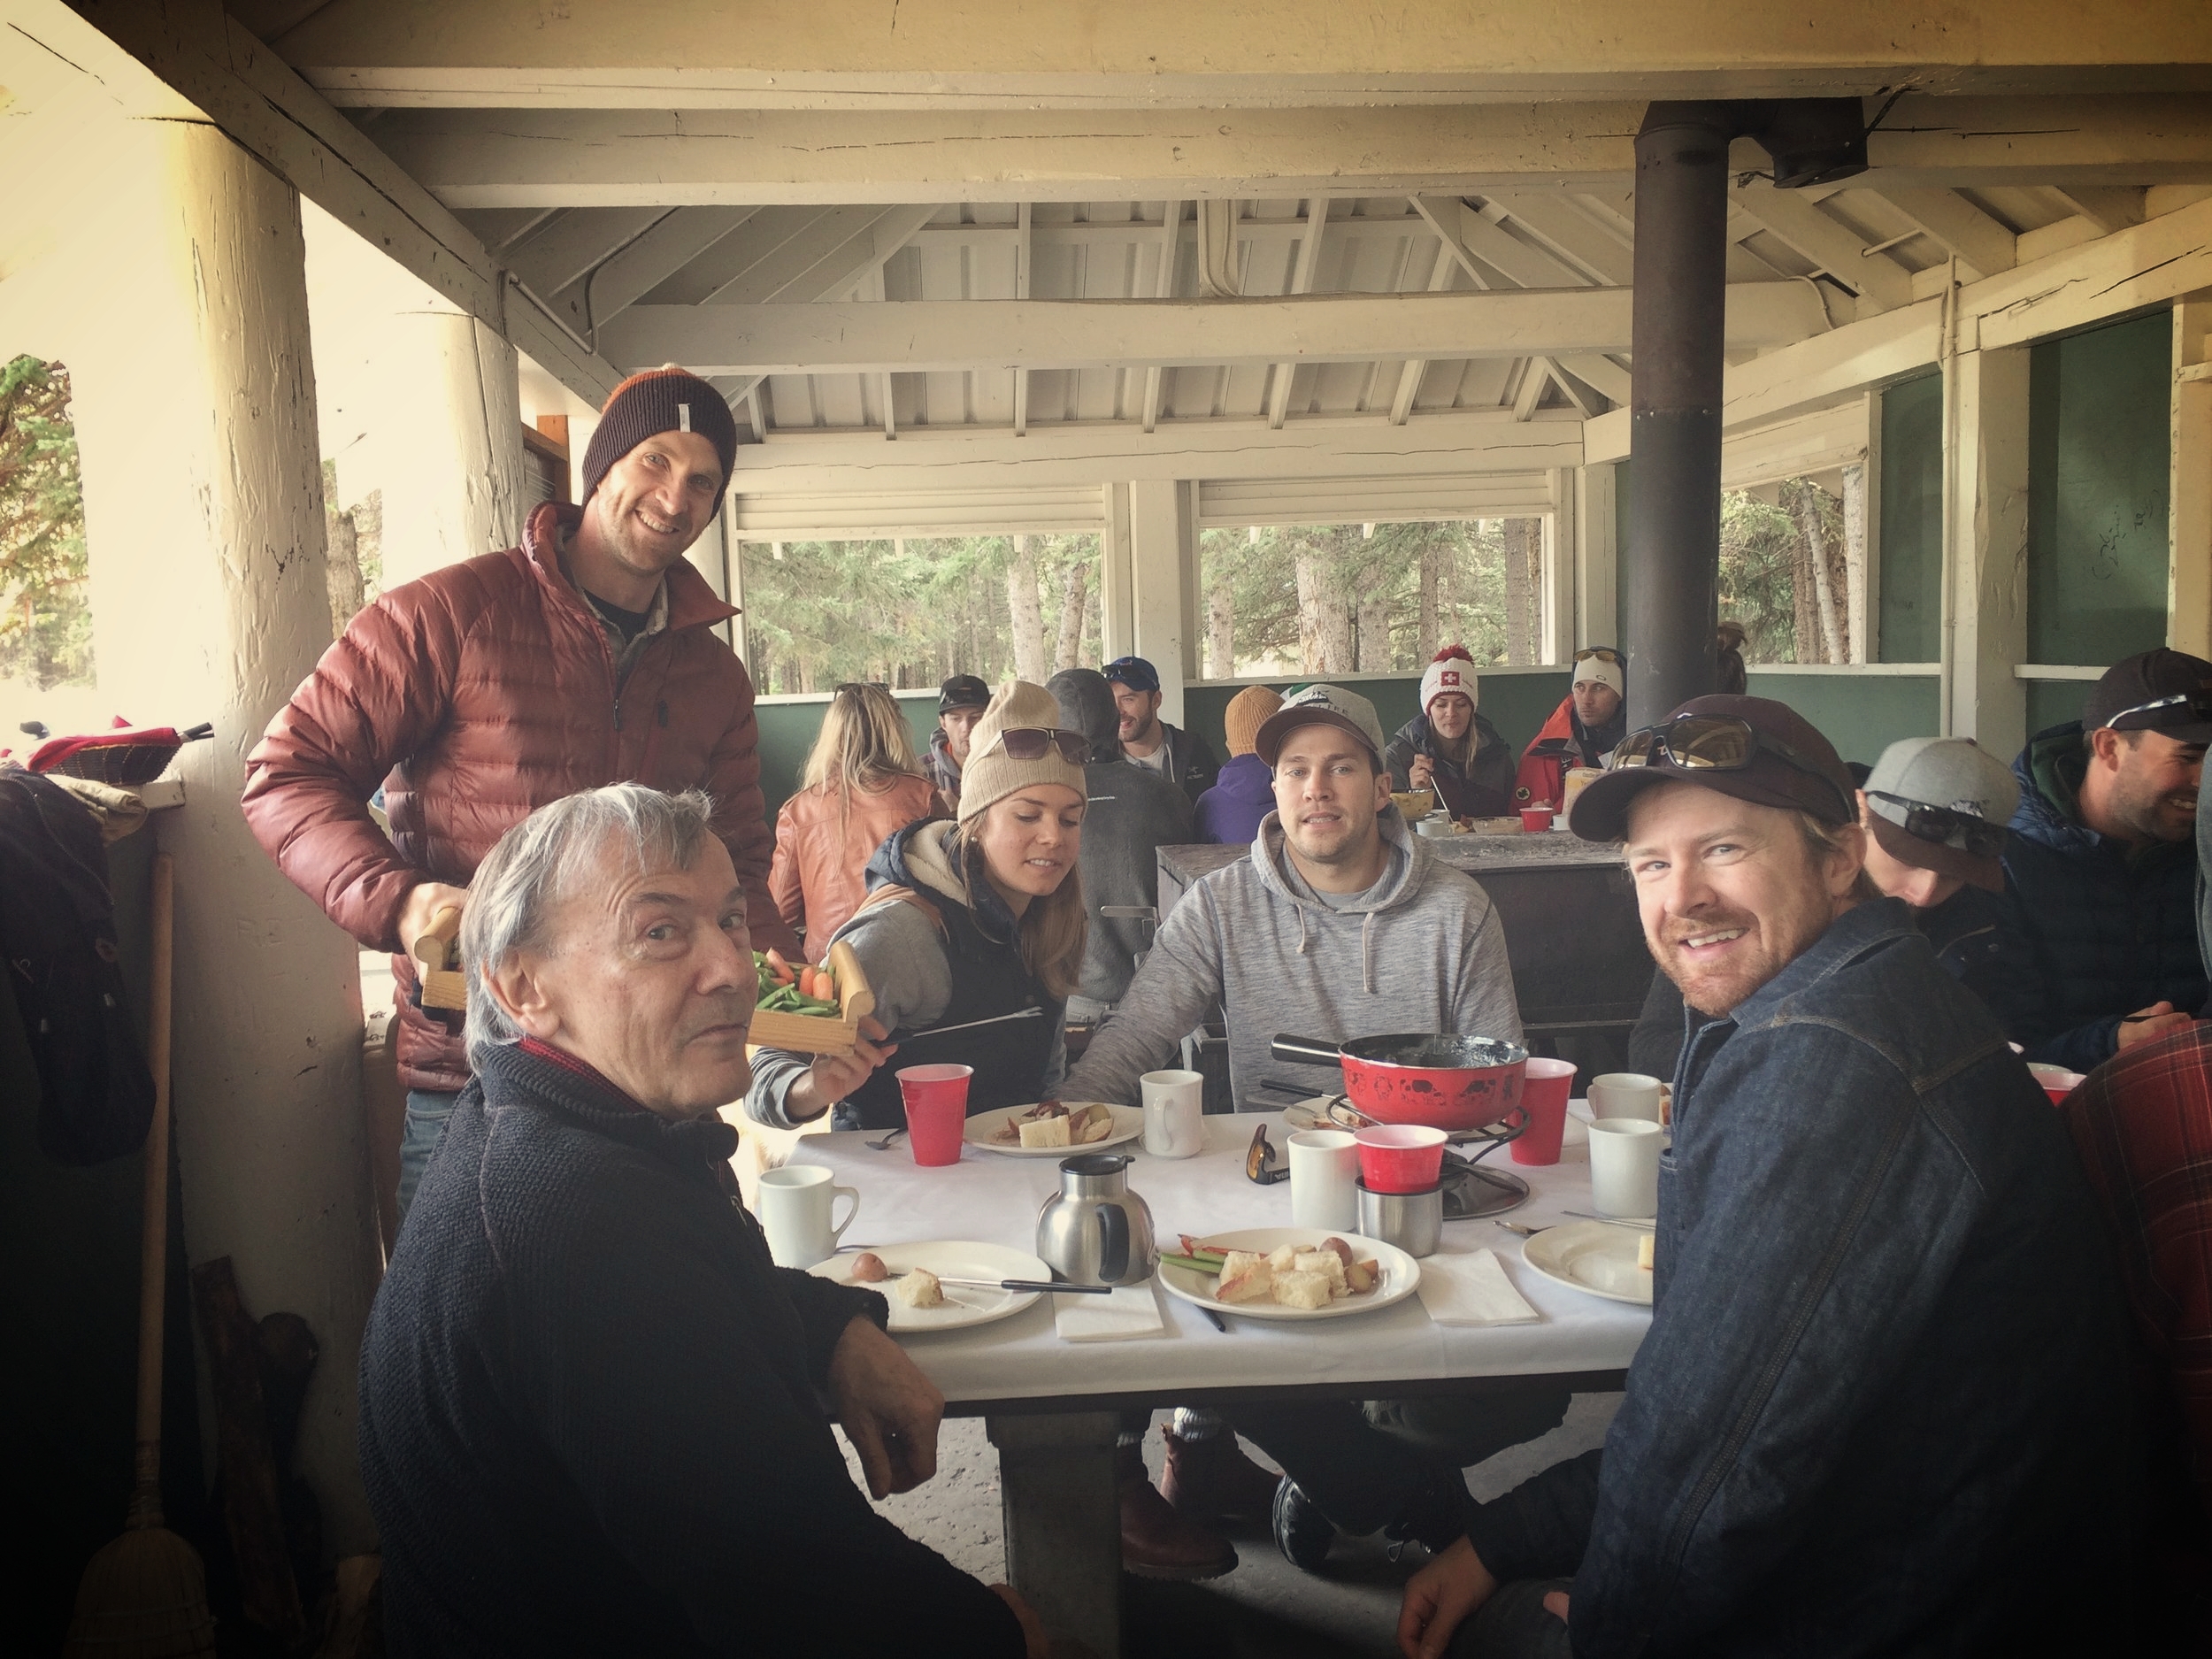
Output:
[479, 1037, 740, 1176]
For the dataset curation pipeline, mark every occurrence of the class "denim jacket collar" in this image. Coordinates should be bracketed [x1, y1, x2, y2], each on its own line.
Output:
[1722, 895, 1918, 1033]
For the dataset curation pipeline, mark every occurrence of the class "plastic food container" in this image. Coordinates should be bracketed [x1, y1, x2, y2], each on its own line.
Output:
[1354, 1124, 1448, 1194]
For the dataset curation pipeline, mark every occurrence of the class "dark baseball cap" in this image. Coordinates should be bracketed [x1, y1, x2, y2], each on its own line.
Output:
[1570, 695, 1857, 842]
[1102, 656, 1162, 695]
[2083, 648, 2212, 742]
[938, 674, 991, 714]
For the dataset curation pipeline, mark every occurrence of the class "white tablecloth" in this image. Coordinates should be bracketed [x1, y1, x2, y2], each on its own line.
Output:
[790, 1109, 1648, 1407]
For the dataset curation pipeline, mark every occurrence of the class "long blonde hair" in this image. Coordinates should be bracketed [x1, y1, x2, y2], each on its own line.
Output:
[948, 812, 1088, 1002]
[802, 683, 924, 806]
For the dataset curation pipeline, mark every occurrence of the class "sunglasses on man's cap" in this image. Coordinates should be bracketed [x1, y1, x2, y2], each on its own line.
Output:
[988, 726, 1090, 764]
[1611, 715, 1854, 819]
[1573, 647, 1624, 667]
[1866, 791, 2008, 858]
[2105, 687, 2212, 735]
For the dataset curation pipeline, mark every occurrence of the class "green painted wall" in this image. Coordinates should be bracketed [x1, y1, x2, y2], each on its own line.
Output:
[2027, 312, 2172, 665]
[1743, 671, 1940, 766]
[2024, 677, 2093, 737]
[1878, 373, 1944, 663]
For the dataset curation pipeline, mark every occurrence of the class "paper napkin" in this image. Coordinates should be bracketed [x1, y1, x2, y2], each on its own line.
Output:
[1055, 1281, 1168, 1342]
[1416, 1248, 1542, 1326]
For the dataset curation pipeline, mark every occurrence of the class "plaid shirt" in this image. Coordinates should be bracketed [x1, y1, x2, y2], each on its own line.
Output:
[2062, 1023, 2212, 1573]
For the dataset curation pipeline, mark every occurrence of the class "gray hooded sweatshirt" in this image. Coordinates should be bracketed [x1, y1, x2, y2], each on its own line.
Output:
[1062, 805, 1522, 1110]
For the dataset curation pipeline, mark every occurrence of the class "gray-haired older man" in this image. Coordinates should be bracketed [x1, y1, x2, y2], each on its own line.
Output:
[357, 785, 1041, 1658]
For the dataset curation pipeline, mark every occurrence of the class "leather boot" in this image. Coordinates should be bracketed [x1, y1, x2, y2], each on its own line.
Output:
[1118, 1440, 1238, 1580]
[1159, 1425, 1286, 1522]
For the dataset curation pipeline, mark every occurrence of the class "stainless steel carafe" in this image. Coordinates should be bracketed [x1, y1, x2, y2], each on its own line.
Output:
[1034, 1154, 1157, 1286]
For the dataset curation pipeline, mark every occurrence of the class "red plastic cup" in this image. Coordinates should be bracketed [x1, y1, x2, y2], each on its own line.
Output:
[1509, 1057, 1578, 1165]
[1355, 1125, 1448, 1194]
[1519, 805, 1555, 833]
[896, 1064, 972, 1165]
[2026, 1063, 2085, 1107]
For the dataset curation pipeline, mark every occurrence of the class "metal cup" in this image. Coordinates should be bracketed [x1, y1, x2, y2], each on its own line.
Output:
[1356, 1179, 1442, 1258]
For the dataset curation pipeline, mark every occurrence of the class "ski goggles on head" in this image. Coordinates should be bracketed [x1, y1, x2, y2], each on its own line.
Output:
[1867, 792, 2008, 857]
[2103, 687, 2212, 735]
[1573, 647, 1625, 668]
[1610, 715, 1854, 818]
[988, 726, 1090, 764]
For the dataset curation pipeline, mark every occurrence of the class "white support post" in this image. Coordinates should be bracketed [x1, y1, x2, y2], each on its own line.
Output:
[1573, 464, 1619, 649]
[2171, 292, 2212, 657]
[42, 119, 382, 1552]
[1861, 388, 1886, 663]
[1943, 348, 2032, 755]
[1101, 483, 1136, 661]
[1544, 468, 1576, 664]
[1128, 478, 1189, 726]
[720, 497, 749, 664]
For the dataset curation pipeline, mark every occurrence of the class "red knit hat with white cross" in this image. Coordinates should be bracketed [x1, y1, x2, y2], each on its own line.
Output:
[1419, 644, 1479, 716]
[580, 366, 741, 511]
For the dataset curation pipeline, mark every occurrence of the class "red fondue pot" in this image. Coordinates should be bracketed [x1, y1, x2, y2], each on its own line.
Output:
[1270, 1033, 1528, 1132]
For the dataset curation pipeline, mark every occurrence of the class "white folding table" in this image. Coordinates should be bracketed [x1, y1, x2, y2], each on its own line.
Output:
[792, 1110, 1648, 1654]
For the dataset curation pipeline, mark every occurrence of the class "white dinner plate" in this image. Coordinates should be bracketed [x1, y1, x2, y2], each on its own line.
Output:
[1520, 1220, 1654, 1307]
[809, 1240, 1052, 1333]
[1158, 1226, 1421, 1322]
[964, 1102, 1142, 1156]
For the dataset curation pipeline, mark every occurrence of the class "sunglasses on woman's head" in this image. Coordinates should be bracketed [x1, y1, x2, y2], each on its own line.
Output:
[990, 726, 1090, 764]
[1611, 715, 1853, 819]
[1868, 792, 2008, 857]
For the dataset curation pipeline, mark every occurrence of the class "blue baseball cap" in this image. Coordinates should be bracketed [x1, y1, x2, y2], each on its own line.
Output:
[1102, 656, 1162, 695]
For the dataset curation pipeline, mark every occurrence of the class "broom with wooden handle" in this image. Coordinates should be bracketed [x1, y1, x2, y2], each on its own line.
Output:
[65, 854, 217, 1657]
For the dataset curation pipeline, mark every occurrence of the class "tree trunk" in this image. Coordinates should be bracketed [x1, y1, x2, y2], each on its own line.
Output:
[1786, 480, 1846, 666]
[1206, 565, 1236, 678]
[1053, 554, 1089, 671]
[1006, 534, 1048, 681]
[1417, 536, 1443, 660]
[1294, 544, 1354, 674]
[1356, 586, 1391, 671]
[1839, 463, 1866, 664]
[1502, 518, 1540, 664]
[324, 505, 364, 641]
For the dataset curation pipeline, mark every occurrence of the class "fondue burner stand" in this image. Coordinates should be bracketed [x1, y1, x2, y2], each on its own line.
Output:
[1307, 1094, 1531, 1221]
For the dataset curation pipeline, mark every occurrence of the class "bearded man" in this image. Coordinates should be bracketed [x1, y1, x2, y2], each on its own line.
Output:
[1395, 696, 2136, 1659]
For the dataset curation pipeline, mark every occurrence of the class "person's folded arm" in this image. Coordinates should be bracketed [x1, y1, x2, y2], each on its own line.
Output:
[1461, 1448, 1604, 1582]
[241, 584, 474, 950]
[2023, 1015, 2123, 1073]
[1060, 881, 1228, 1104]
[1567, 1023, 1985, 1657]
[509, 1164, 1023, 1657]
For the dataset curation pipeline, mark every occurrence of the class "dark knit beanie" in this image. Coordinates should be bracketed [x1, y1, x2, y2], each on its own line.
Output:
[580, 367, 740, 509]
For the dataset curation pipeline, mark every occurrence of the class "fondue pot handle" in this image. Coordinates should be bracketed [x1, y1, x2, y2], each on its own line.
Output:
[1270, 1033, 1346, 1067]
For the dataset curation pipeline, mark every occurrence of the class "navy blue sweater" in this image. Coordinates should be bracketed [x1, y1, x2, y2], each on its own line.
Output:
[358, 1039, 1023, 1657]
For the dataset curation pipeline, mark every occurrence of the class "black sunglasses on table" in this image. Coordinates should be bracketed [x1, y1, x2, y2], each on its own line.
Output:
[1866, 791, 2008, 857]
[1609, 715, 1854, 818]
[988, 726, 1090, 765]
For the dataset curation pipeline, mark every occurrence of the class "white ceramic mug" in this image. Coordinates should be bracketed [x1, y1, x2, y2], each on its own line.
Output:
[1288, 1128, 1359, 1231]
[1587, 1118, 1663, 1219]
[1140, 1070, 1205, 1158]
[1587, 1071, 1664, 1124]
[757, 1165, 860, 1267]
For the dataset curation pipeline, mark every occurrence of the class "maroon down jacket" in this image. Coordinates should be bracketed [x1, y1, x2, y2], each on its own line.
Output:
[242, 501, 798, 1091]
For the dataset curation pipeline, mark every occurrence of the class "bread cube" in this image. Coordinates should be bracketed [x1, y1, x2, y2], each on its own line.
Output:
[1637, 1233, 1655, 1271]
[895, 1268, 945, 1309]
[1216, 1251, 1274, 1303]
[1266, 1242, 1302, 1272]
[1294, 1250, 1347, 1287]
[1018, 1114, 1072, 1149]
[1272, 1270, 1333, 1310]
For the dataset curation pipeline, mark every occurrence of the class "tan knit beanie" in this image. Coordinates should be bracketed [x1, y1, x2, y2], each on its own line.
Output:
[956, 680, 1087, 823]
[1222, 685, 1283, 758]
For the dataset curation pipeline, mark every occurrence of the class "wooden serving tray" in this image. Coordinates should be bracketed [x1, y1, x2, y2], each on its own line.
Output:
[748, 938, 876, 1057]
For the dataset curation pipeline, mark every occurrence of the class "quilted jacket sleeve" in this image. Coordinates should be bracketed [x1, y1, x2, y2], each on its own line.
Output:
[703, 663, 802, 959]
[241, 577, 473, 953]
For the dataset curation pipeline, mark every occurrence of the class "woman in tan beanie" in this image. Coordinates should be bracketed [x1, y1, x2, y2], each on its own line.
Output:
[744, 680, 1093, 1131]
[1194, 684, 1285, 845]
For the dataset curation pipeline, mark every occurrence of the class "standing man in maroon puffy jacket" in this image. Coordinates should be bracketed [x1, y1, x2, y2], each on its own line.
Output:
[243, 366, 801, 1217]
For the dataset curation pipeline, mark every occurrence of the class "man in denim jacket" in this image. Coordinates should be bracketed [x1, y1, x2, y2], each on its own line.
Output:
[1398, 696, 2137, 1659]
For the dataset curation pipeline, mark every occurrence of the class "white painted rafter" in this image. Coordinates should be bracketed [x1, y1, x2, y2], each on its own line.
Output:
[1726, 177, 1916, 311]
[1266, 198, 1328, 429]
[1140, 201, 1185, 434]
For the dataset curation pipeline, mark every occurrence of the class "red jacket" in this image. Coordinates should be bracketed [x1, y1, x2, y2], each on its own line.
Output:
[242, 502, 797, 1091]
[1514, 695, 1617, 810]
[766, 774, 938, 948]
